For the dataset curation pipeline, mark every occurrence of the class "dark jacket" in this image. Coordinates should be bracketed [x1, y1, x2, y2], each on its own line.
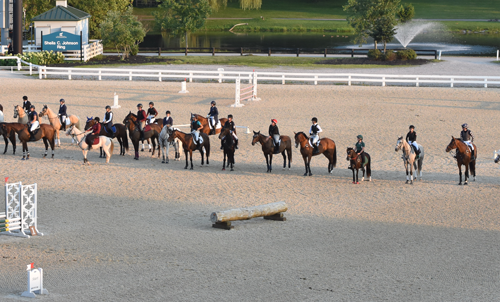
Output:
[137, 110, 147, 122]
[406, 131, 417, 142]
[191, 120, 202, 131]
[22, 101, 32, 112]
[461, 130, 473, 142]
[269, 124, 279, 136]
[223, 120, 235, 131]
[147, 107, 158, 117]
[104, 111, 113, 125]
[208, 107, 218, 121]
[163, 116, 173, 126]
[59, 104, 67, 116]
[29, 111, 38, 122]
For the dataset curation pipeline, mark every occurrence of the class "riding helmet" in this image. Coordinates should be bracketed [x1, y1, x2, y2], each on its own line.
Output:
[60, 99, 65, 103]
[228, 114, 233, 118]
[271, 119, 277, 124]
[409, 125, 415, 129]
[166, 110, 171, 115]
[211, 101, 216, 105]
[149, 102, 154, 106]
[23, 96, 28, 100]
[105, 105, 111, 110]
[312, 117, 318, 122]
[95, 117, 100, 122]
[462, 123, 468, 129]
[137, 103, 143, 108]
[357, 135, 363, 140]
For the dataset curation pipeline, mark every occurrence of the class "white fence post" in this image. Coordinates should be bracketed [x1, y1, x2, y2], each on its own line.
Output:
[484, 78, 487, 88]
[68, 69, 71, 80]
[159, 72, 162, 82]
[112, 92, 121, 108]
[382, 76, 385, 87]
[496, 50, 499, 61]
[416, 77, 419, 87]
[98, 69, 101, 81]
[29, 63, 32, 75]
[251, 72, 261, 101]
[129, 71, 132, 81]
[17, 58, 21, 71]
[44, 66, 47, 79]
[218, 68, 224, 83]
[438, 50, 442, 60]
[179, 81, 189, 93]
[189, 72, 193, 83]
[282, 75, 285, 85]
[451, 78, 454, 88]
[348, 75, 351, 86]
[231, 78, 244, 107]
[38, 66, 42, 79]
[314, 75, 318, 85]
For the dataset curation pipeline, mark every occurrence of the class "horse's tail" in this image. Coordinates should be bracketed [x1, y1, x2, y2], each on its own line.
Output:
[206, 135, 211, 158]
[110, 140, 114, 156]
[122, 130, 129, 152]
[365, 154, 371, 178]
[332, 142, 337, 168]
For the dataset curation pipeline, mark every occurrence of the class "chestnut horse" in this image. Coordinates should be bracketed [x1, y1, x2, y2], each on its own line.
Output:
[251, 131, 292, 173]
[0, 123, 25, 154]
[191, 113, 228, 136]
[219, 128, 235, 171]
[38, 104, 80, 147]
[15, 124, 56, 160]
[123, 112, 161, 160]
[167, 129, 210, 170]
[294, 132, 337, 176]
[445, 136, 477, 185]
[346, 147, 372, 184]
[395, 136, 424, 184]
[14, 105, 29, 124]
[85, 118, 129, 157]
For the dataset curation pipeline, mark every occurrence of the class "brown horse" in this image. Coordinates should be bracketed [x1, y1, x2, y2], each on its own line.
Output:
[167, 129, 210, 170]
[251, 131, 292, 173]
[346, 147, 372, 184]
[219, 128, 235, 171]
[191, 113, 228, 136]
[123, 112, 161, 160]
[445, 136, 477, 185]
[85, 118, 129, 156]
[14, 124, 56, 160]
[0, 123, 25, 154]
[294, 132, 337, 176]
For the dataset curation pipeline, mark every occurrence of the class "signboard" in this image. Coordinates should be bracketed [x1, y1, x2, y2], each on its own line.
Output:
[42, 31, 81, 51]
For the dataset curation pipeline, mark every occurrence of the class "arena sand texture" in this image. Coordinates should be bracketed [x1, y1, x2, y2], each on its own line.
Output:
[0, 76, 499, 301]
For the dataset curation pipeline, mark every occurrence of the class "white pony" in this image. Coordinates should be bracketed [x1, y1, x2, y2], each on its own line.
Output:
[395, 136, 424, 184]
[66, 126, 114, 164]
[494, 150, 500, 164]
[0, 109, 4, 123]
[159, 125, 182, 163]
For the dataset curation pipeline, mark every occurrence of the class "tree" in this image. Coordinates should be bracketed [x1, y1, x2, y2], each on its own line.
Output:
[153, 0, 212, 49]
[100, 7, 146, 59]
[397, 3, 415, 23]
[372, 16, 397, 52]
[344, 0, 401, 50]
[239, 0, 262, 10]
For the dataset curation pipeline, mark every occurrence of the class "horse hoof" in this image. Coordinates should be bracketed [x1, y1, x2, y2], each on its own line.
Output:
[464, 182, 468, 185]
[162, 160, 165, 163]
[230, 168, 234, 171]
[356, 182, 360, 184]
[458, 182, 462, 185]
[405, 180, 409, 184]
[222, 168, 225, 171]
[190, 167, 193, 170]
[21, 157, 26, 160]
[134, 157, 139, 160]
[303, 173, 308, 176]
[309, 173, 312, 176]
[410, 182, 413, 185]
[149, 150, 152, 153]
[141, 149, 144, 152]
[352, 181, 356, 184]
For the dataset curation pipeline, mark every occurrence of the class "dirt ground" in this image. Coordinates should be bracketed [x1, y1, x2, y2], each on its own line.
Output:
[0, 76, 499, 301]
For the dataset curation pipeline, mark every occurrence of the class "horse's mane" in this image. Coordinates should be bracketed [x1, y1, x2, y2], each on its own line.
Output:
[296, 131, 308, 139]
[346, 147, 354, 151]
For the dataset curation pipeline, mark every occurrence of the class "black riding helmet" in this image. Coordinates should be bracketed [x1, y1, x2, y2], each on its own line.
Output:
[30, 105, 35, 109]
[166, 110, 171, 114]
[94, 117, 100, 122]
[312, 117, 318, 122]
[23, 96, 28, 100]
[228, 114, 233, 118]
[137, 103, 143, 108]
[60, 99, 65, 103]
[211, 101, 216, 105]
[149, 102, 154, 106]
[105, 105, 111, 110]
[409, 125, 415, 129]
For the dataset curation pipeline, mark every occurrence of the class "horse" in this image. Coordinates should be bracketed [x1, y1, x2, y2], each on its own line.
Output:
[294, 132, 337, 176]
[346, 147, 372, 184]
[14, 124, 56, 160]
[159, 125, 182, 164]
[191, 113, 228, 136]
[0, 123, 25, 154]
[251, 131, 292, 173]
[14, 105, 29, 124]
[0, 107, 4, 123]
[123, 112, 161, 160]
[66, 126, 114, 164]
[445, 136, 477, 185]
[84, 117, 129, 157]
[494, 150, 500, 164]
[142, 119, 164, 152]
[395, 137, 424, 184]
[38, 104, 80, 147]
[167, 129, 210, 170]
[219, 128, 236, 171]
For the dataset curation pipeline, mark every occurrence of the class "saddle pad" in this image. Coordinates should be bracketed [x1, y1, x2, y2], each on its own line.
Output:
[104, 126, 116, 134]
[93, 138, 100, 145]
[144, 125, 151, 132]
[192, 136, 204, 145]
[65, 118, 71, 126]
[208, 121, 221, 130]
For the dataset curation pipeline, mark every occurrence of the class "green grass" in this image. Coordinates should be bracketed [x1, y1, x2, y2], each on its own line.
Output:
[76, 56, 416, 69]
[441, 21, 500, 33]
[202, 19, 354, 33]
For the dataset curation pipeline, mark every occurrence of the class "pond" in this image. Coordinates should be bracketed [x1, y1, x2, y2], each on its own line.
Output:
[140, 32, 500, 55]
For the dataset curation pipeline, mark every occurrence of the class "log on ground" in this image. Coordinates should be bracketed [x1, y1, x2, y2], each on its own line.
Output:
[210, 201, 288, 223]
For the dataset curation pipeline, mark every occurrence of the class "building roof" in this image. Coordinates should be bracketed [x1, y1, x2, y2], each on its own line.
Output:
[32, 5, 90, 22]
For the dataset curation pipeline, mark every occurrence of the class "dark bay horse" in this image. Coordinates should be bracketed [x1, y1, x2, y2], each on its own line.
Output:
[85, 118, 129, 157]
[123, 112, 161, 160]
[252, 131, 292, 173]
[219, 128, 235, 171]
[346, 147, 372, 184]
[0, 122, 25, 154]
[294, 132, 337, 176]
[14, 124, 56, 160]
[191, 113, 228, 136]
[445, 136, 477, 185]
[168, 129, 210, 169]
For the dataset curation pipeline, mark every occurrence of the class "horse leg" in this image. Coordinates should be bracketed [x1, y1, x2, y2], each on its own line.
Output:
[356, 168, 360, 184]
[265, 154, 270, 172]
[133, 139, 139, 160]
[82, 149, 89, 165]
[230, 151, 234, 171]
[42, 138, 49, 158]
[361, 166, 365, 182]
[104, 145, 111, 163]
[21, 142, 27, 160]
[222, 151, 226, 171]
[10, 133, 16, 155]
[302, 155, 308, 176]
[3, 135, 8, 154]
[184, 150, 189, 169]
[464, 163, 469, 185]
[458, 164, 462, 185]
[148, 138, 152, 152]
[351, 167, 355, 184]
[190, 150, 194, 170]
[308, 155, 312, 176]
[269, 154, 273, 173]
[282, 150, 286, 170]
[405, 161, 410, 184]
[99, 147, 103, 158]
[409, 160, 414, 185]
[201, 148, 205, 166]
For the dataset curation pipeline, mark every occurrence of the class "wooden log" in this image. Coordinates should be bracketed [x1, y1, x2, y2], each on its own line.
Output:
[210, 201, 288, 223]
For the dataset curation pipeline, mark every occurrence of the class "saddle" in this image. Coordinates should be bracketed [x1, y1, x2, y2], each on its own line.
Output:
[103, 125, 116, 134]
[29, 128, 41, 141]
[144, 125, 151, 132]
[208, 120, 221, 130]
[192, 135, 204, 145]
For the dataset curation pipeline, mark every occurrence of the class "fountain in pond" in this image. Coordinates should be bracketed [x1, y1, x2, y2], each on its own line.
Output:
[394, 22, 435, 48]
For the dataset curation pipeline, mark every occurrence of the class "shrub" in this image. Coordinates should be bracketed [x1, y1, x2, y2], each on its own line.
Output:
[367, 49, 382, 60]
[383, 50, 397, 61]
[0, 54, 17, 66]
[396, 49, 417, 60]
[17, 51, 65, 65]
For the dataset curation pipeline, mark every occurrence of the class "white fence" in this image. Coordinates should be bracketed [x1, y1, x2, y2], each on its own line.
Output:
[0, 40, 103, 61]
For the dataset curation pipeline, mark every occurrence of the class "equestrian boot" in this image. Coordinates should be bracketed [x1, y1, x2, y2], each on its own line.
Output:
[235, 139, 239, 149]
[415, 149, 420, 159]
[471, 149, 475, 160]
[313, 145, 319, 155]
[140, 130, 145, 141]
[220, 141, 224, 150]
[273, 142, 281, 154]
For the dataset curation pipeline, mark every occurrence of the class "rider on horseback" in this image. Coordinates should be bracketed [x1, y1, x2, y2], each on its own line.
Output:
[28, 105, 39, 141]
[191, 115, 203, 150]
[460, 123, 475, 160]
[22, 96, 31, 113]
[309, 117, 322, 155]
[269, 119, 280, 154]
[58, 99, 67, 131]
[85, 117, 101, 150]
[207, 101, 218, 135]
[147, 102, 158, 125]
[163, 110, 173, 127]
[137, 104, 147, 141]
[220, 114, 238, 150]
[103, 106, 114, 138]
[355, 135, 365, 163]
[406, 125, 420, 158]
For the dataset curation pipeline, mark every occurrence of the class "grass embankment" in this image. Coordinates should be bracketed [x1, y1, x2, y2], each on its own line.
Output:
[71, 56, 423, 69]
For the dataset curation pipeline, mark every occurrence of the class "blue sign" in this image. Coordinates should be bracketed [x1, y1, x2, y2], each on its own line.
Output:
[43, 31, 80, 51]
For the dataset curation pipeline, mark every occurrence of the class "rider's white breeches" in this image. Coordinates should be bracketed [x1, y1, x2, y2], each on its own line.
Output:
[464, 140, 474, 150]
[273, 134, 280, 144]
[310, 135, 319, 146]
[192, 130, 200, 141]
[409, 141, 419, 151]
[30, 121, 39, 132]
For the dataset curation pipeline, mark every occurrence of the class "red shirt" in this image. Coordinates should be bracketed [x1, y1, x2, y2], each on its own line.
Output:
[91, 123, 101, 135]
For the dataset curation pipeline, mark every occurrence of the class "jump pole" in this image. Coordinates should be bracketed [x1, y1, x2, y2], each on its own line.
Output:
[231, 77, 244, 107]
